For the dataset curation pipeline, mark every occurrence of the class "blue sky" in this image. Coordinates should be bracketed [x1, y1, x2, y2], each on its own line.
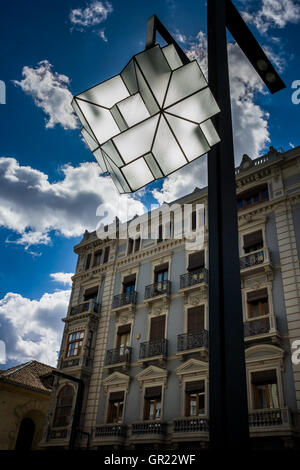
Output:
[0, 0, 300, 368]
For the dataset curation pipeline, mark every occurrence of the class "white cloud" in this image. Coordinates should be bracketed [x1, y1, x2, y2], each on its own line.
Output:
[152, 32, 272, 203]
[13, 60, 78, 130]
[0, 290, 70, 366]
[69, 0, 113, 40]
[50, 272, 74, 287]
[0, 157, 145, 248]
[242, 0, 300, 34]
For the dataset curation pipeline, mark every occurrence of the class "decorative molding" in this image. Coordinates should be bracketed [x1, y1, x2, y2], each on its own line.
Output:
[102, 371, 130, 395]
[136, 365, 168, 391]
[175, 358, 208, 386]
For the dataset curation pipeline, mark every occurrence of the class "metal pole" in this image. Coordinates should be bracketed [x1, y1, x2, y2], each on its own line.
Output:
[207, 0, 249, 450]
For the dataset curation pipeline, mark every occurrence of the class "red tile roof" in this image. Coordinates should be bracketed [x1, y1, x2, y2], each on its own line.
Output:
[0, 360, 55, 394]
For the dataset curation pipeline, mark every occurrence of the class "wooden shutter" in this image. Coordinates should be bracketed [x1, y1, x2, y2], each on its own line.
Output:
[247, 288, 268, 302]
[243, 230, 263, 249]
[187, 306, 205, 333]
[84, 286, 98, 301]
[123, 274, 136, 284]
[150, 315, 165, 341]
[144, 386, 162, 398]
[109, 391, 124, 401]
[117, 324, 131, 335]
[185, 380, 205, 392]
[154, 263, 169, 272]
[188, 251, 204, 271]
[252, 370, 277, 385]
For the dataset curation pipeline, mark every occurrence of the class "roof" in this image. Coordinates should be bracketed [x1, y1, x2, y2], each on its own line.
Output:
[0, 360, 55, 394]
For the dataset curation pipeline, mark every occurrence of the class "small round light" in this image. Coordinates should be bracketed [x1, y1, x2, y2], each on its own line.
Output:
[257, 59, 268, 71]
[266, 72, 276, 83]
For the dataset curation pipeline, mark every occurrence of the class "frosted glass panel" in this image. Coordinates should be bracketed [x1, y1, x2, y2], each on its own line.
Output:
[81, 128, 98, 152]
[164, 61, 207, 107]
[77, 75, 129, 108]
[166, 114, 210, 161]
[162, 44, 183, 70]
[105, 156, 131, 193]
[77, 100, 120, 144]
[121, 60, 138, 95]
[135, 64, 159, 116]
[110, 104, 128, 132]
[72, 99, 95, 139]
[113, 115, 159, 163]
[166, 88, 220, 124]
[93, 149, 108, 173]
[135, 46, 171, 107]
[200, 119, 220, 147]
[144, 153, 163, 179]
[152, 116, 186, 175]
[122, 158, 154, 191]
[117, 93, 150, 127]
[102, 140, 124, 166]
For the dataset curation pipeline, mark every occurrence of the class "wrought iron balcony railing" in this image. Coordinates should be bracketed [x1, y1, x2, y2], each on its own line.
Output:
[240, 248, 270, 270]
[180, 269, 208, 289]
[174, 417, 209, 433]
[132, 421, 167, 435]
[95, 424, 127, 438]
[112, 291, 137, 309]
[105, 347, 132, 365]
[177, 330, 209, 352]
[145, 280, 171, 299]
[139, 338, 168, 359]
[69, 299, 100, 316]
[244, 315, 276, 338]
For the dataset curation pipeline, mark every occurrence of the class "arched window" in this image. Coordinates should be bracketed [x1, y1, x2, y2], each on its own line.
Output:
[53, 385, 74, 427]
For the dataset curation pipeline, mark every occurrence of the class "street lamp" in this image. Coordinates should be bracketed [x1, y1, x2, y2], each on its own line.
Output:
[72, 0, 285, 451]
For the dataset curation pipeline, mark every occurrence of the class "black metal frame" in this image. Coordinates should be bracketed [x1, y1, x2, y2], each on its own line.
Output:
[145, 0, 284, 451]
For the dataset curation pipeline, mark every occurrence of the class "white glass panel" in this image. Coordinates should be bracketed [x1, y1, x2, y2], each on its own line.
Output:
[164, 61, 207, 107]
[113, 115, 159, 163]
[93, 149, 108, 173]
[117, 93, 150, 127]
[166, 88, 220, 124]
[135, 46, 171, 107]
[152, 116, 186, 175]
[72, 98, 95, 139]
[121, 60, 138, 94]
[77, 75, 129, 108]
[77, 100, 120, 144]
[122, 158, 154, 191]
[144, 153, 163, 179]
[165, 114, 210, 161]
[105, 155, 131, 193]
[110, 104, 128, 132]
[162, 44, 183, 70]
[101, 140, 124, 166]
[81, 128, 98, 152]
[200, 119, 220, 147]
[135, 64, 159, 116]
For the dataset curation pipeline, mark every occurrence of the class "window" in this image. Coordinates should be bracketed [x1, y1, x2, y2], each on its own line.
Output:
[66, 331, 84, 358]
[251, 370, 279, 409]
[123, 274, 136, 301]
[154, 263, 168, 292]
[187, 306, 205, 333]
[247, 289, 269, 318]
[191, 210, 197, 231]
[103, 246, 110, 264]
[157, 224, 163, 244]
[127, 238, 134, 255]
[150, 315, 165, 341]
[187, 251, 205, 275]
[83, 286, 98, 302]
[107, 391, 125, 423]
[243, 230, 263, 254]
[86, 330, 93, 358]
[85, 253, 92, 270]
[134, 237, 141, 252]
[237, 185, 269, 211]
[116, 324, 131, 359]
[53, 385, 74, 427]
[144, 386, 162, 421]
[93, 250, 102, 266]
[185, 381, 205, 416]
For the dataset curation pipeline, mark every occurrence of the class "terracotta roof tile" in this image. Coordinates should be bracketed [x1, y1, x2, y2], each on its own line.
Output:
[0, 360, 55, 393]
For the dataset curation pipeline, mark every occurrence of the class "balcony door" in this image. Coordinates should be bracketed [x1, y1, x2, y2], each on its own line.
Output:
[187, 306, 205, 333]
[123, 274, 136, 302]
[116, 324, 131, 360]
[243, 230, 263, 254]
[107, 391, 124, 424]
[150, 315, 166, 342]
[185, 380, 205, 417]
[247, 289, 269, 319]
[144, 386, 162, 421]
[251, 370, 279, 409]
[154, 263, 168, 293]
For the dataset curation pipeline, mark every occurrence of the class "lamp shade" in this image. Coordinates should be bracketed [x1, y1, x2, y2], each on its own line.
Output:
[72, 44, 221, 193]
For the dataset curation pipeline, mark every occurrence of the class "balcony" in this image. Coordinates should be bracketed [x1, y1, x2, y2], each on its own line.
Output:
[104, 347, 132, 369]
[249, 408, 294, 437]
[179, 269, 208, 292]
[240, 248, 272, 276]
[130, 421, 167, 443]
[60, 354, 93, 371]
[139, 339, 168, 364]
[144, 281, 171, 301]
[244, 314, 279, 343]
[112, 291, 137, 311]
[94, 424, 127, 446]
[69, 300, 100, 317]
[177, 330, 209, 359]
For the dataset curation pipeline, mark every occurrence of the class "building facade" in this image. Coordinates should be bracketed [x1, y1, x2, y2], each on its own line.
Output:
[42, 145, 300, 450]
